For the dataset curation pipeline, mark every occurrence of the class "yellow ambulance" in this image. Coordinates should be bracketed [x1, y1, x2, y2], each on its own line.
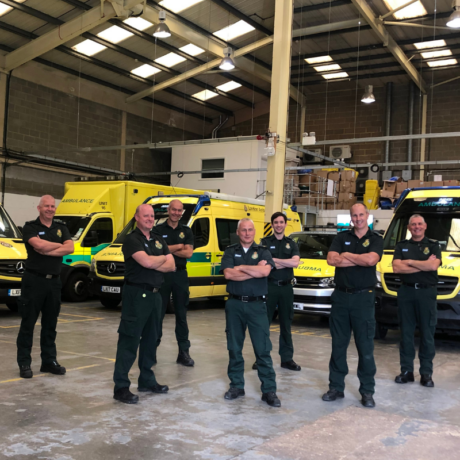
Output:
[89, 192, 302, 308]
[375, 186, 460, 337]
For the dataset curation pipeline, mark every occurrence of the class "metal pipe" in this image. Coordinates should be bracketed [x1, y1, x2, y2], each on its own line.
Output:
[385, 82, 393, 171]
[212, 116, 222, 139]
[407, 83, 415, 171]
[1, 71, 11, 205]
[212, 116, 229, 139]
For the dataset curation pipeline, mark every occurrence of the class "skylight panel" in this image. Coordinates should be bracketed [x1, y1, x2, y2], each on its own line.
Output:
[180, 44, 205, 56]
[155, 53, 186, 67]
[131, 64, 161, 78]
[314, 64, 341, 72]
[72, 40, 107, 56]
[192, 90, 218, 101]
[159, 0, 204, 13]
[213, 20, 255, 41]
[382, 0, 427, 20]
[216, 81, 242, 92]
[123, 17, 153, 31]
[427, 59, 458, 68]
[414, 39, 447, 50]
[97, 26, 133, 44]
[421, 50, 452, 59]
[0, 0, 25, 17]
[322, 72, 349, 80]
[305, 55, 333, 64]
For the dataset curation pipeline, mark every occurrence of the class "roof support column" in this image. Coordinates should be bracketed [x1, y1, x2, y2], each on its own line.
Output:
[264, 0, 294, 222]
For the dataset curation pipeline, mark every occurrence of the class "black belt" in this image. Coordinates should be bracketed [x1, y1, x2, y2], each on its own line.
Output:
[26, 269, 59, 279]
[126, 281, 160, 293]
[230, 294, 266, 303]
[402, 282, 436, 289]
[336, 286, 375, 294]
[175, 267, 187, 271]
[269, 279, 294, 286]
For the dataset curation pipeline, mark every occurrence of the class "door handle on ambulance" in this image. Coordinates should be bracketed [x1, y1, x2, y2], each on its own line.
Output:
[217, 254, 223, 258]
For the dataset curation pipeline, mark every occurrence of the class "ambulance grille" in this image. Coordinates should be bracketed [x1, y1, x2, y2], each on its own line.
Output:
[295, 276, 333, 289]
[384, 273, 458, 296]
[97, 262, 125, 277]
[0, 259, 26, 278]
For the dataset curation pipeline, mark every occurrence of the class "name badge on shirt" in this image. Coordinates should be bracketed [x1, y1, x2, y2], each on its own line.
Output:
[145, 244, 148, 247]
[39, 232, 45, 235]
[270, 246, 276, 249]
[235, 254, 242, 257]
[345, 242, 351, 245]
[163, 235, 168, 238]
[402, 249, 408, 252]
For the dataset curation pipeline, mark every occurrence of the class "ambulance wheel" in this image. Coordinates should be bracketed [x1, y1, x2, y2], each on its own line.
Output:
[375, 322, 388, 340]
[166, 299, 175, 314]
[64, 272, 88, 302]
[100, 298, 120, 309]
[6, 301, 18, 312]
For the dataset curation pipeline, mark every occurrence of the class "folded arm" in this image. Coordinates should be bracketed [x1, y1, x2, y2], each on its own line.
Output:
[237, 264, 271, 278]
[406, 255, 441, 272]
[273, 256, 300, 269]
[172, 244, 193, 259]
[132, 252, 168, 269]
[156, 254, 176, 272]
[223, 268, 253, 281]
[28, 237, 62, 252]
[327, 251, 356, 267]
[30, 237, 74, 256]
[341, 252, 380, 267]
[40, 240, 74, 256]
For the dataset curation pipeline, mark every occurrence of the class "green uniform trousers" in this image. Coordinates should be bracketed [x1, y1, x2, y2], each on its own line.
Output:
[266, 283, 294, 362]
[113, 285, 162, 391]
[16, 272, 62, 367]
[397, 285, 437, 375]
[328, 289, 376, 395]
[158, 270, 190, 351]
[225, 298, 276, 393]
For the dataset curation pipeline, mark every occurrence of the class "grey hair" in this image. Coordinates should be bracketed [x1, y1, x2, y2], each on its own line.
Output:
[237, 218, 254, 229]
[349, 202, 369, 215]
[409, 214, 425, 225]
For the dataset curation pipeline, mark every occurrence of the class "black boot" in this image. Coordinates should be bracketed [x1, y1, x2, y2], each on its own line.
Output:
[395, 371, 414, 384]
[420, 374, 434, 387]
[138, 383, 169, 393]
[19, 365, 33, 379]
[177, 350, 195, 367]
[322, 389, 344, 401]
[114, 388, 139, 404]
[262, 392, 281, 407]
[40, 361, 66, 375]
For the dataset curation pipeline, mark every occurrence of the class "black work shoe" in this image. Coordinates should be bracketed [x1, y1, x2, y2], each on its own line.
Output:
[262, 392, 281, 407]
[252, 361, 258, 370]
[40, 361, 66, 375]
[420, 374, 434, 387]
[281, 360, 301, 371]
[114, 388, 139, 404]
[224, 388, 245, 400]
[361, 393, 375, 408]
[19, 365, 33, 379]
[177, 350, 195, 367]
[395, 371, 415, 384]
[138, 383, 169, 393]
[322, 389, 344, 401]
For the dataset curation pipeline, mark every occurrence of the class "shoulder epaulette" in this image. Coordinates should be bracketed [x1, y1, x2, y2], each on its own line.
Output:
[25, 220, 36, 225]
[227, 243, 238, 248]
[428, 238, 439, 244]
[372, 230, 383, 237]
[258, 244, 268, 249]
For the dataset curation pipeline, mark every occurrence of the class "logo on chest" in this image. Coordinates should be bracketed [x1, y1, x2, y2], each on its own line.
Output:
[179, 232, 185, 239]
[423, 247, 430, 255]
[252, 252, 259, 260]
[57, 229, 62, 238]
[286, 243, 290, 249]
[155, 241, 163, 249]
[362, 239, 370, 247]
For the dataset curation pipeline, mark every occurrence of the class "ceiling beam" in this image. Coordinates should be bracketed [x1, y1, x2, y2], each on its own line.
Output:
[294, 0, 351, 14]
[350, 0, 427, 93]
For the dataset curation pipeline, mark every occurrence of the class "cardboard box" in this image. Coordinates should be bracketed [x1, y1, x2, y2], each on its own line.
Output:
[310, 182, 327, 193]
[338, 196, 357, 209]
[431, 181, 443, 187]
[408, 180, 431, 188]
[338, 192, 354, 202]
[299, 174, 317, 185]
[341, 170, 358, 182]
[328, 171, 340, 182]
[444, 180, 460, 186]
[326, 203, 337, 210]
[316, 170, 329, 180]
[339, 181, 357, 193]
[396, 182, 408, 194]
[381, 180, 397, 198]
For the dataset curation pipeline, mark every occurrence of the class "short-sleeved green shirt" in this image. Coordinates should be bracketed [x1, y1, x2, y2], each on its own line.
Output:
[261, 234, 300, 281]
[154, 221, 194, 269]
[220, 242, 276, 296]
[393, 236, 441, 285]
[122, 228, 170, 286]
[329, 227, 384, 289]
[22, 217, 72, 275]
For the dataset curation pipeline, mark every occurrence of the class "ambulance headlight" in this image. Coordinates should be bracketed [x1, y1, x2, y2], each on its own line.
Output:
[90, 258, 97, 273]
[376, 270, 382, 288]
[319, 277, 335, 287]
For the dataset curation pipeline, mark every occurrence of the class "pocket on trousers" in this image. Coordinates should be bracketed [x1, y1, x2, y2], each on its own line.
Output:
[367, 320, 376, 339]
[17, 298, 28, 318]
[264, 330, 273, 352]
[225, 328, 237, 351]
[117, 315, 138, 337]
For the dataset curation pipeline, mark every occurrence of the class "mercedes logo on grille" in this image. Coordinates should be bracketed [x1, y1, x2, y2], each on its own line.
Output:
[16, 261, 25, 274]
[107, 263, 117, 274]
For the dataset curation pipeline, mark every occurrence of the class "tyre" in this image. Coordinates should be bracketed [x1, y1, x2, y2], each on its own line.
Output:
[375, 322, 388, 340]
[63, 271, 88, 302]
[6, 301, 18, 312]
[100, 298, 121, 309]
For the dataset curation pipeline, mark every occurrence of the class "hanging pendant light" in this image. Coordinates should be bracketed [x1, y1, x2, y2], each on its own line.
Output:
[153, 10, 171, 38]
[361, 85, 375, 103]
[447, 0, 460, 28]
[219, 47, 235, 71]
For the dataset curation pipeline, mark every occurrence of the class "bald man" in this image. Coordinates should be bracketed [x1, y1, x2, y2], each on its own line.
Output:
[154, 199, 195, 366]
[17, 195, 74, 379]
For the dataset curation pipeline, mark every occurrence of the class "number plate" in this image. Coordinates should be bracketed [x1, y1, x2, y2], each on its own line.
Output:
[8, 289, 21, 296]
[101, 286, 120, 293]
[293, 303, 304, 311]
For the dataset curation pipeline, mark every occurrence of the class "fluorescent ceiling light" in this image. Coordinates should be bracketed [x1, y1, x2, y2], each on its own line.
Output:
[421, 49, 452, 59]
[314, 64, 341, 72]
[131, 64, 161, 78]
[71, 40, 107, 56]
[123, 17, 152, 31]
[382, 0, 427, 20]
[213, 20, 255, 41]
[305, 55, 333, 64]
[216, 81, 242, 92]
[427, 58, 458, 67]
[155, 52, 186, 67]
[413, 39, 447, 49]
[159, 0, 204, 13]
[180, 44, 205, 56]
[97, 26, 133, 44]
[322, 72, 349, 80]
[192, 90, 218, 101]
[0, 0, 25, 17]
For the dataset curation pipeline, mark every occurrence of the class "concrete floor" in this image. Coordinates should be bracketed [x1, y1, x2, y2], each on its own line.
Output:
[1, 301, 460, 460]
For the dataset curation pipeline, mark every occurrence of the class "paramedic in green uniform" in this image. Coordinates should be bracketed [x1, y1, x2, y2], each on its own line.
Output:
[221, 218, 281, 408]
[113, 204, 175, 404]
[17, 195, 74, 379]
[323, 203, 383, 408]
[392, 214, 441, 388]
[255, 212, 300, 371]
[155, 199, 195, 367]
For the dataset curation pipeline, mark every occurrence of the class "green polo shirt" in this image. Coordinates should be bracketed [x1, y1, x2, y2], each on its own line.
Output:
[154, 221, 194, 269]
[329, 227, 384, 289]
[261, 234, 300, 281]
[122, 228, 170, 286]
[393, 236, 441, 285]
[220, 242, 276, 296]
[22, 217, 72, 275]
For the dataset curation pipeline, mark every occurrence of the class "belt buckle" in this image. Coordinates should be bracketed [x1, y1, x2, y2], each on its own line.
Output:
[415, 283, 420, 290]
[278, 280, 283, 286]
[46, 274, 52, 279]
[292, 278, 297, 286]
[241, 295, 249, 303]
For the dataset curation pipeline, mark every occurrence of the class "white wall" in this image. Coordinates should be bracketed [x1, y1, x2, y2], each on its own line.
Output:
[317, 209, 394, 232]
[4, 194, 61, 227]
